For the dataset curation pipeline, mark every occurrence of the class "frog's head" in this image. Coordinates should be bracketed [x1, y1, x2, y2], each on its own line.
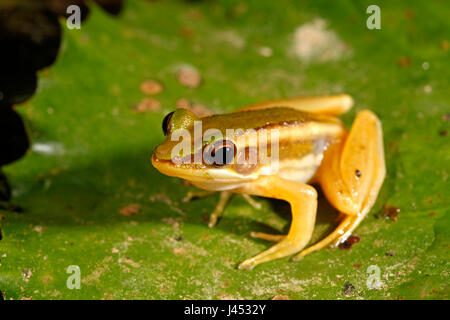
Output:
[152, 109, 265, 187]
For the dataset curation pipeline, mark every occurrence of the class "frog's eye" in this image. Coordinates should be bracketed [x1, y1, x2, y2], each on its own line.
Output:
[162, 111, 175, 136]
[203, 140, 236, 167]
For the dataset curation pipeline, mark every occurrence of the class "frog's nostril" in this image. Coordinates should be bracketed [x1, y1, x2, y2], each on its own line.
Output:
[154, 145, 163, 158]
[154, 144, 172, 160]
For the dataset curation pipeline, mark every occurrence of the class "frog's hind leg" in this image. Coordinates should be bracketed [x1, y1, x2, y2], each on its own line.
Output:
[294, 110, 385, 260]
[237, 94, 353, 116]
[293, 215, 361, 260]
[236, 176, 318, 270]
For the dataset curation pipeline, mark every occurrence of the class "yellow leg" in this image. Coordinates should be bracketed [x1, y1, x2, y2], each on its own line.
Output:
[208, 191, 232, 227]
[182, 190, 261, 227]
[236, 176, 318, 270]
[241, 194, 262, 210]
[237, 94, 353, 116]
[294, 110, 385, 259]
[182, 190, 231, 227]
[293, 215, 359, 260]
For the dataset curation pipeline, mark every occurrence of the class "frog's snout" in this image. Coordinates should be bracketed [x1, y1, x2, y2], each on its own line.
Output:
[153, 145, 162, 160]
[154, 141, 176, 160]
[151, 153, 165, 173]
[151, 153, 158, 166]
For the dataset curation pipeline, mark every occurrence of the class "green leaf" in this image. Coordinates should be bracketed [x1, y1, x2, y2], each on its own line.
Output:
[1, 0, 449, 299]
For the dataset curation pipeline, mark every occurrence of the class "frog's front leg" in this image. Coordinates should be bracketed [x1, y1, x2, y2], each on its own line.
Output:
[182, 190, 231, 227]
[207, 191, 232, 227]
[236, 176, 318, 270]
[182, 190, 261, 227]
[294, 110, 385, 259]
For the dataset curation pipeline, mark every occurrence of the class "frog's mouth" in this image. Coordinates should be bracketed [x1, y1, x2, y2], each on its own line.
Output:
[151, 154, 255, 185]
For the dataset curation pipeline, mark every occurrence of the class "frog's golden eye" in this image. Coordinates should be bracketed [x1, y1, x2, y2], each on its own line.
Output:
[162, 111, 175, 136]
[203, 140, 236, 167]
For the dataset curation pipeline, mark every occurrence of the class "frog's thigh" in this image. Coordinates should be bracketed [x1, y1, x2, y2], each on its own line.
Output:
[236, 176, 318, 270]
[295, 110, 385, 258]
[238, 94, 353, 116]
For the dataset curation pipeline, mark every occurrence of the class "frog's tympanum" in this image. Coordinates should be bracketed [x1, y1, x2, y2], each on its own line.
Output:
[152, 94, 385, 270]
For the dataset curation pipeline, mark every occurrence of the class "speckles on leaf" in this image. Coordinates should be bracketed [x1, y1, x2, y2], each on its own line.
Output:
[397, 56, 412, 68]
[172, 247, 188, 255]
[119, 204, 141, 216]
[140, 79, 163, 95]
[338, 235, 360, 250]
[272, 294, 291, 300]
[381, 205, 400, 222]
[343, 282, 355, 297]
[22, 269, 32, 282]
[133, 98, 161, 112]
[176, 67, 202, 88]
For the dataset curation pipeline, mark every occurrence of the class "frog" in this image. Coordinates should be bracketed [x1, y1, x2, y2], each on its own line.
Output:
[152, 94, 385, 270]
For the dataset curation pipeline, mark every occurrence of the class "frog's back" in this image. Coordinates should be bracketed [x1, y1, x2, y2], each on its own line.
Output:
[203, 107, 339, 132]
[221, 107, 346, 183]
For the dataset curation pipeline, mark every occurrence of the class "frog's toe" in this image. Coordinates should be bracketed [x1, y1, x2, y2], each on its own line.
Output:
[238, 239, 307, 270]
[181, 192, 195, 203]
[292, 214, 358, 261]
[238, 258, 257, 270]
[250, 232, 285, 242]
[208, 214, 219, 228]
[241, 194, 262, 210]
[207, 191, 233, 228]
